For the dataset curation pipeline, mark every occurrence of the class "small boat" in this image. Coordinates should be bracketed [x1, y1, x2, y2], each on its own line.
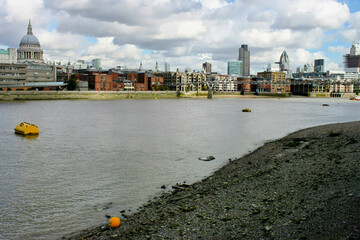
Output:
[14, 122, 39, 135]
[322, 104, 329, 106]
[349, 95, 360, 101]
[242, 108, 251, 112]
[198, 156, 215, 161]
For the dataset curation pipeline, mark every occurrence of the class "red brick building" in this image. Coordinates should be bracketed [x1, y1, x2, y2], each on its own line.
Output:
[74, 71, 114, 91]
[237, 76, 252, 92]
[148, 74, 164, 90]
[73, 71, 163, 91]
[94, 74, 113, 91]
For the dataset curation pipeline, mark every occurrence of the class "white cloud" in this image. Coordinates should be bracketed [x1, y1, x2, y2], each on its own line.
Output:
[272, 0, 349, 30]
[0, 0, 356, 74]
[4, 0, 49, 23]
[157, 20, 206, 40]
[38, 30, 86, 51]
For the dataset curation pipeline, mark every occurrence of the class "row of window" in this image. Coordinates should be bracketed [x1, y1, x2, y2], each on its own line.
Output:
[0, 67, 24, 70]
[0, 73, 22, 76]
[27, 66, 52, 71]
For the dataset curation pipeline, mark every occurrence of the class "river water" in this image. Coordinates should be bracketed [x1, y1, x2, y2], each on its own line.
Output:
[0, 97, 359, 239]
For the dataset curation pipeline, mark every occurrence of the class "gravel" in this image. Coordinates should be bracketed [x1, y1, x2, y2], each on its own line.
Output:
[64, 121, 360, 240]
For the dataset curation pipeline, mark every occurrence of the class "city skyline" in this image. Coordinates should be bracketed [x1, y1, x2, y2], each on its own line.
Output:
[1, 0, 360, 74]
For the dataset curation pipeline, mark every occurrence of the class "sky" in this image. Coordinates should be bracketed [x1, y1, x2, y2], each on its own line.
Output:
[1, 0, 360, 74]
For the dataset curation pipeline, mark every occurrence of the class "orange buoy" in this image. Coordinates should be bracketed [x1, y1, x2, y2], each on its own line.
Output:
[109, 217, 121, 228]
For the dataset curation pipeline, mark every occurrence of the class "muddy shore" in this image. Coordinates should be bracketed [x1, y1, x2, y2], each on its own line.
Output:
[64, 121, 360, 240]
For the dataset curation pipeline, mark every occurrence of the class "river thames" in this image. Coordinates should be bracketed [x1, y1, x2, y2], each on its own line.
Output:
[0, 97, 359, 239]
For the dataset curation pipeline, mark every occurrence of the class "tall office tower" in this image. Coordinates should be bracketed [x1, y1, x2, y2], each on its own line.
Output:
[227, 60, 243, 75]
[314, 59, 324, 72]
[202, 62, 212, 74]
[344, 42, 360, 73]
[277, 51, 292, 77]
[279, 51, 290, 72]
[164, 62, 170, 72]
[238, 44, 250, 76]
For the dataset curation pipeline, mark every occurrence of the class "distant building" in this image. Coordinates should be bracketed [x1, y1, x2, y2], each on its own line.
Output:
[257, 71, 289, 93]
[164, 62, 170, 72]
[278, 51, 291, 77]
[148, 73, 164, 90]
[350, 42, 360, 55]
[202, 62, 212, 74]
[238, 45, 250, 76]
[267, 63, 280, 72]
[17, 19, 44, 64]
[74, 60, 87, 70]
[344, 42, 360, 73]
[91, 58, 101, 70]
[0, 48, 17, 64]
[155, 61, 159, 72]
[0, 19, 60, 91]
[207, 73, 237, 91]
[237, 76, 252, 92]
[227, 60, 243, 76]
[0, 63, 26, 86]
[304, 63, 314, 73]
[314, 59, 324, 72]
[155, 69, 206, 91]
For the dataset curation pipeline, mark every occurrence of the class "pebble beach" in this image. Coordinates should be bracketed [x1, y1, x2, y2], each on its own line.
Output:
[65, 121, 360, 240]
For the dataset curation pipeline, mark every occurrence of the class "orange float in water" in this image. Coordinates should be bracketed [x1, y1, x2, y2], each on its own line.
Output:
[14, 122, 39, 135]
[109, 217, 121, 228]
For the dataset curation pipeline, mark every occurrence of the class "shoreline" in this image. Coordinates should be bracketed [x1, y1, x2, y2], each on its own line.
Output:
[65, 121, 360, 239]
[0, 90, 353, 101]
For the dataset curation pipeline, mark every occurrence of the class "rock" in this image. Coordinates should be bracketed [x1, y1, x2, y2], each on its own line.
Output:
[198, 156, 215, 161]
[265, 226, 272, 231]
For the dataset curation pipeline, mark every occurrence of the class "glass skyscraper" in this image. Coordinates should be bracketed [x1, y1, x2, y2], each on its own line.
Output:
[238, 45, 250, 76]
[227, 60, 243, 76]
[314, 59, 324, 72]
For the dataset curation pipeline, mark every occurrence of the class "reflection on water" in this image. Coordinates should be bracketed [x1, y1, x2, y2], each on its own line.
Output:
[0, 98, 359, 239]
[14, 133, 39, 139]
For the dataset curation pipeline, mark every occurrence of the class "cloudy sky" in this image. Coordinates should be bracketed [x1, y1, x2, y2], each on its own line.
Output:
[1, 0, 360, 74]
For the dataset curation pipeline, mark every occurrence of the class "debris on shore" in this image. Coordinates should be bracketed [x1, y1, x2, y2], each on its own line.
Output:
[198, 156, 215, 161]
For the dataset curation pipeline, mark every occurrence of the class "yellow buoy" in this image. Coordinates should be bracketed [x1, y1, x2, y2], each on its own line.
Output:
[14, 122, 39, 135]
[109, 217, 121, 228]
[155, 97, 158, 99]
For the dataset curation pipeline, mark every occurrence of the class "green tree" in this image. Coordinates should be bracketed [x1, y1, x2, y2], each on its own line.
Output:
[67, 79, 77, 91]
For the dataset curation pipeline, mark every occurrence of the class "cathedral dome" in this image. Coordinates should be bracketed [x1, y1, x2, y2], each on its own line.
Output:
[20, 34, 40, 46]
[17, 19, 44, 63]
[19, 19, 40, 47]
